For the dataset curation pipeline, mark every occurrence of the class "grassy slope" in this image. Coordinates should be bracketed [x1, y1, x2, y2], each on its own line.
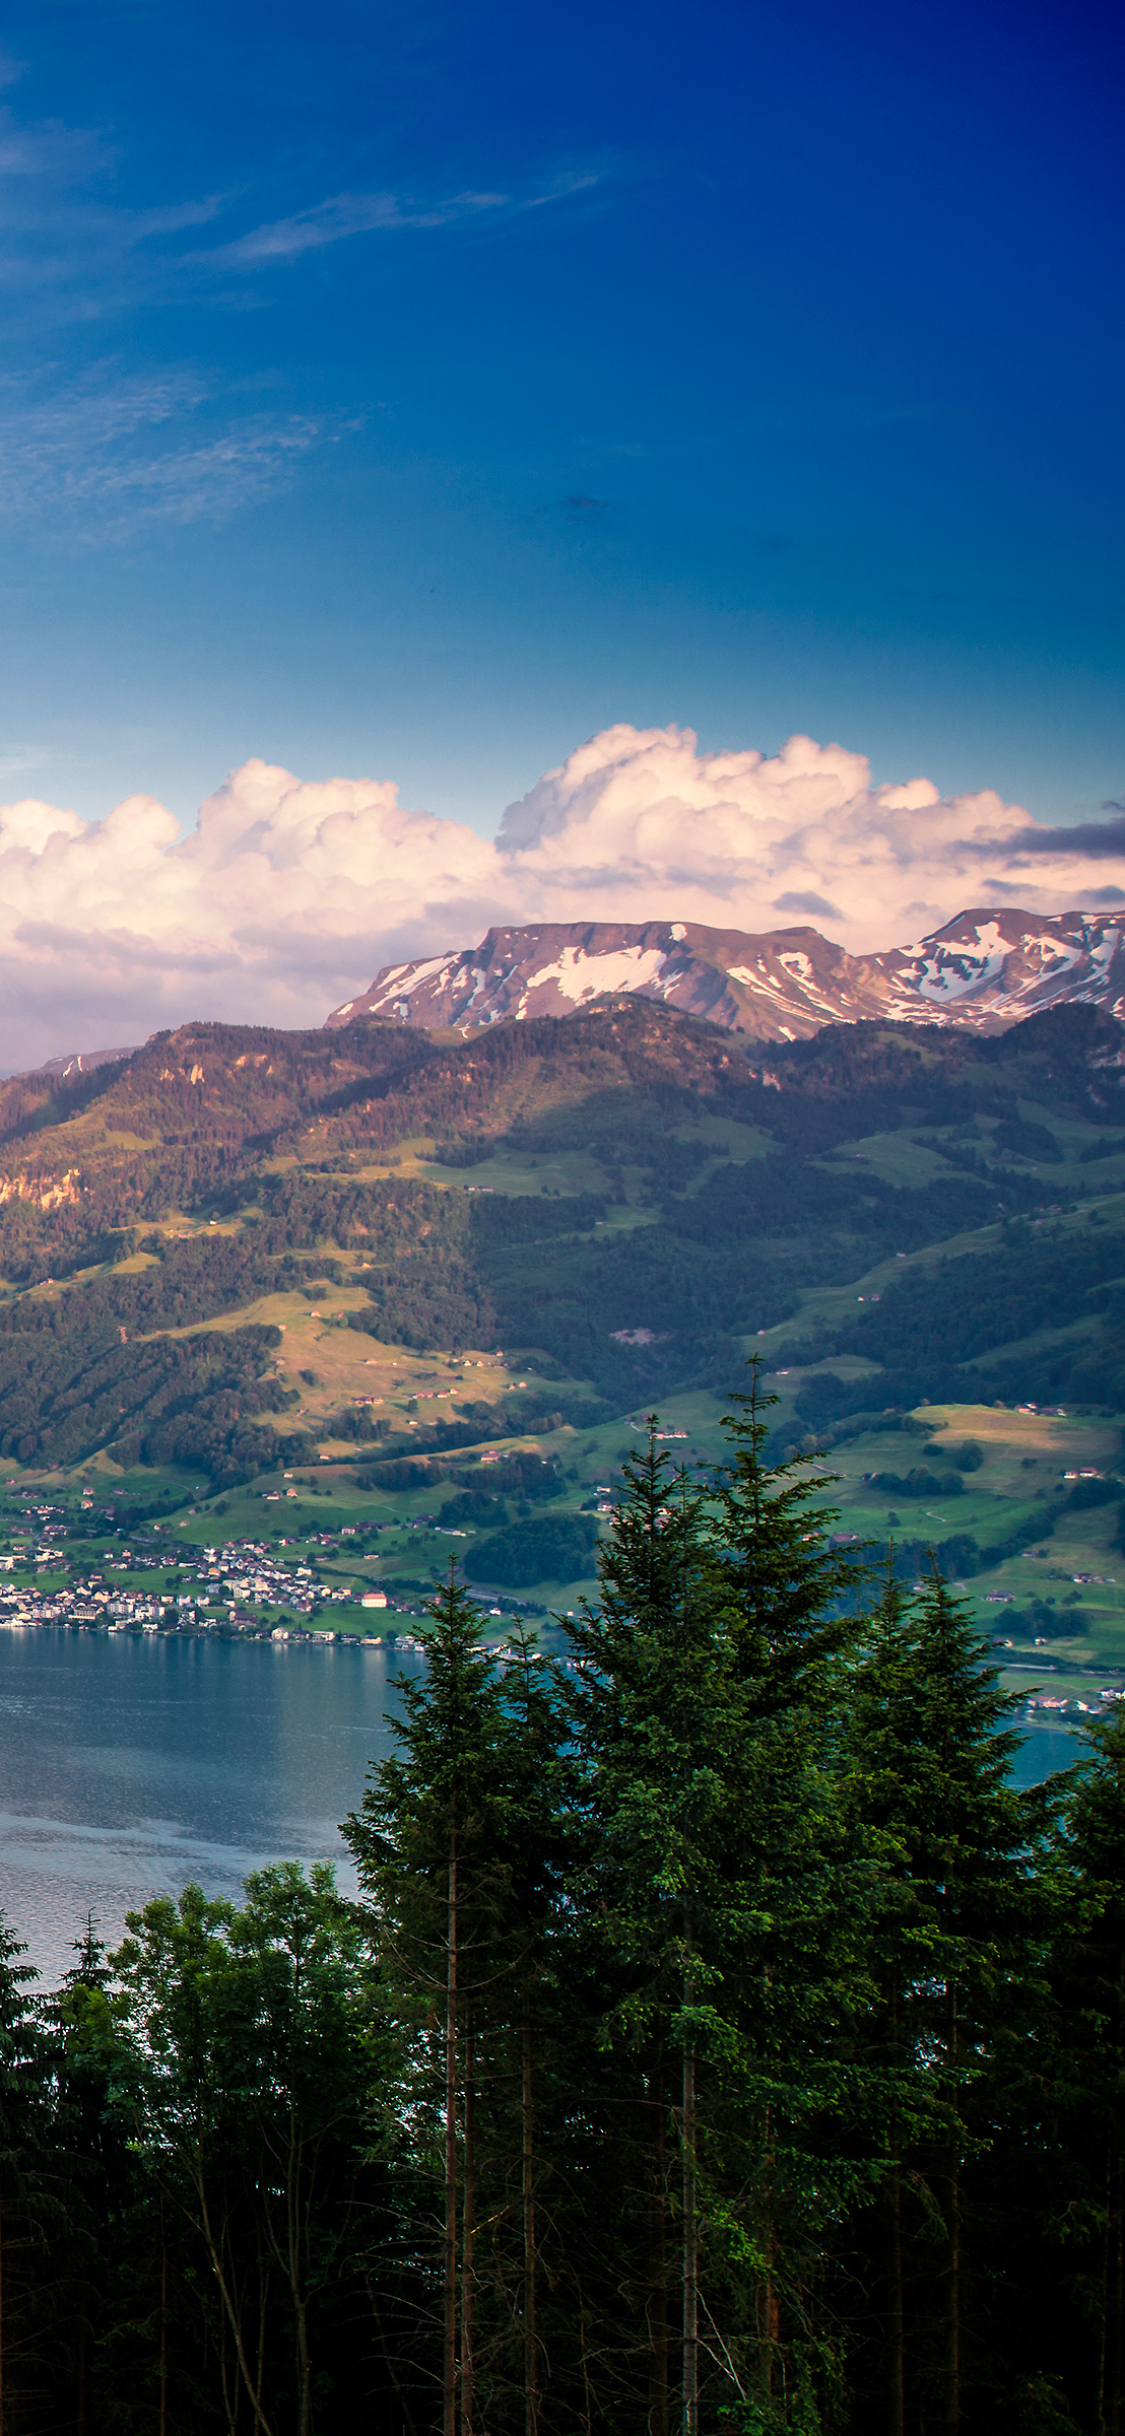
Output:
[0, 999, 1121, 1673]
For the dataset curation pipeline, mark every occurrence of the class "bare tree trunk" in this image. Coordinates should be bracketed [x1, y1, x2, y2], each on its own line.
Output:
[193, 2175, 277, 2436]
[578, 2293, 594, 2436]
[1098, 2153, 1111, 2436]
[282, 2100, 313, 2436]
[682, 1939, 698, 2436]
[461, 2009, 475, 2436]
[888, 2131, 904, 2436]
[522, 1989, 538, 2436]
[757, 2242, 779, 2402]
[945, 1986, 960, 2436]
[648, 2038, 669, 2436]
[756, 2115, 778, 2410]
[682, 2044, 698, 2436]
[945, 2148, 960, 2436]
[160, 2194, 168, 2436]
[1107, 2146, 1123, 2436]
[445, 1848, 459, 2436]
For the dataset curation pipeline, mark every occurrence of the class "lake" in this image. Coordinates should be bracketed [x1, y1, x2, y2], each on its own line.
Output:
[0, 1626, 1084, 1986]
[0, 1626, 419, 1985]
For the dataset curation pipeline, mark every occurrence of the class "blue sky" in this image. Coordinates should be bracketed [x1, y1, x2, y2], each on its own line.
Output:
[0, 0, 1122, 840]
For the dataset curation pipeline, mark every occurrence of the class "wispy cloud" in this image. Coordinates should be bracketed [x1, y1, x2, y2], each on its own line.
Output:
[0, 68, 607, 342]
[0, 369, 346, 537]
[215, 187, 510, 266]
[0, 81, 604, 543]
[0, 87, 602, 301]
[209, 169, 599, 269]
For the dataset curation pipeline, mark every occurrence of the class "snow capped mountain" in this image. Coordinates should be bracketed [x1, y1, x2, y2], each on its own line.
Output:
[324, 910, 1125, 1043]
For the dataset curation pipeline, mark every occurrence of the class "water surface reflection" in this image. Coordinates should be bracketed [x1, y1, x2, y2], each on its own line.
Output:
[0, 1629, 419, 1983]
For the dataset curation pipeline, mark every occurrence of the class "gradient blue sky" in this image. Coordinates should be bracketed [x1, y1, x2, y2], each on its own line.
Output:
[1, 0, 1122, 838]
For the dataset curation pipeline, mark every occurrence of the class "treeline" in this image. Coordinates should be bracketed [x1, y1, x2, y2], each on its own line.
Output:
[0, 1318, 293, 1481]
[786, 1219, 1125, 1424]
[789, 1223, 1125, 1381]
[3, 1389, 1124, 2431]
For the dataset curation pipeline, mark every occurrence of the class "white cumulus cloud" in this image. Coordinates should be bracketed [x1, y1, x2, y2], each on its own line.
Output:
[0, 726, 1120, 1071]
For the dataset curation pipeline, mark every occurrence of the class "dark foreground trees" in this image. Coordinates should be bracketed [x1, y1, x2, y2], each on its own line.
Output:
[0, 1383, 1123, 2429]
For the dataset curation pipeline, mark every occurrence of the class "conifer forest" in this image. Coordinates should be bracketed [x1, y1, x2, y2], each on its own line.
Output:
[0, 1382, 1121, 2436]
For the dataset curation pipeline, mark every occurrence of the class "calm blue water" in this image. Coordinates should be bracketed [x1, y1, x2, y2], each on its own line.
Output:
[0, 1628, 1084, 1985]
[0, 1627, 424, 1986]
[1010, 1721, 1080, 1788]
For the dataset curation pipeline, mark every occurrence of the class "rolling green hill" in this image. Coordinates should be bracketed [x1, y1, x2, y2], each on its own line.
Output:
[0, 995, 1121, 1661]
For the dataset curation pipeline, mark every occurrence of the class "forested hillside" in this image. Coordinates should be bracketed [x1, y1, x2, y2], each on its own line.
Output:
[0, 997, 1120, 1478]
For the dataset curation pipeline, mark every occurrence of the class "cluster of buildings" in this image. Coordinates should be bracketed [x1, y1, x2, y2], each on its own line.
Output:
[0, 1522, 377, 1639]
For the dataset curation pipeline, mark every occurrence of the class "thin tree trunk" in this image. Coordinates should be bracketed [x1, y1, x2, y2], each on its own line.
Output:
[945, 1985, 960, 2436]
[945, 2148, 960, 2436]
[193, 2171, 277, 2436]
[461, 2008, 475, 2436]
[1098, 2151, 1111, 2436]
[682, 1942, 698, 2436]
[755, 2100, 778, 2404]
[445, 1847, 459, 2436]
[522, 1988, 538, 2436]
[0, 2167, 5, 2436]
[888, 2130, 904, 2436]
[1108, 2145, 1123, 2436]
[648, 2038, 669, 2436]
[578, 2292, 594, 2436]
[682, 2044, 698, 2436]
[284, 2101, 313, 2436]
[160, 2193, 168, 2436]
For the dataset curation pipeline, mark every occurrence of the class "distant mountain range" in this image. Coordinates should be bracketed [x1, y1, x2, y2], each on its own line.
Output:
[325, 909, 1125, 1042]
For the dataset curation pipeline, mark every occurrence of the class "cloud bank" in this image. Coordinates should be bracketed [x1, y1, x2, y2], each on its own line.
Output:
[1, 725, 1121, 1069]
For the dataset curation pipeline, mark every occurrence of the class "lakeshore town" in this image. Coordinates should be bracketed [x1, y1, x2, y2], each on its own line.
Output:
[0, 1485, 1116, 1728]
[0, 1495, 533, 1645]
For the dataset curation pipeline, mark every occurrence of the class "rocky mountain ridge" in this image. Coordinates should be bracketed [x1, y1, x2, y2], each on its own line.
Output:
[325, 908, 1125, 1042]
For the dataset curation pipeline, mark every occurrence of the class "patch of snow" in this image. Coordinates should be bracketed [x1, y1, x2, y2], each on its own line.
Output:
[370, 955, 455, 1004]
[520, 945, 669, 1004]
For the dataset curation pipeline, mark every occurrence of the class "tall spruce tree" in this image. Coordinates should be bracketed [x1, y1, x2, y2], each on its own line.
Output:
[563, 1391, 879, 2432]
[477, 1622, 572, 2436]
[344, 1568, 517, 2436]
[702, 1371, 875, 2422]
[563, 1428, 747, 2436]
[844, 1565, 1046, 2436]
